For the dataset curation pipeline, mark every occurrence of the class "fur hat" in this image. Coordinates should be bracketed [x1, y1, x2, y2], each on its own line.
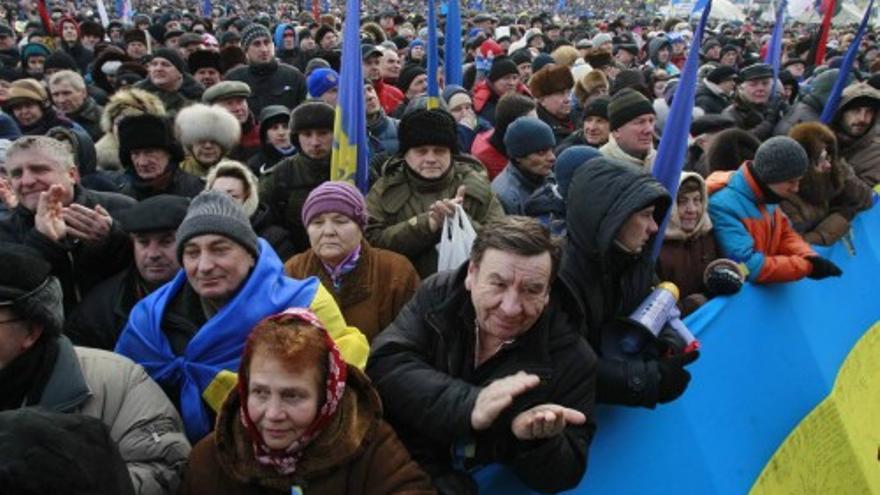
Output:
[788, 121, 838, 169]
[117, 113, 185, 170]
[219, 45, 247, 74]
[123, 28, 147, 46]
[551, 45, 580, 68]
[585, 48, 614, 69]
[788, 122, 846, 204]
[175, 104, 241, 152]
[361, 21, 386, 44]
[205, 159, 260, 218]
[101, 88, 167, 134]
[290, 101, 335, 134]
[574, 70, 609, 105]
[398, 108, 458, 154]
[0, 243, 63, 337]
[706, 127, 760, 172]
[188, 50, 222, 73]
[529, 64, 575, 98]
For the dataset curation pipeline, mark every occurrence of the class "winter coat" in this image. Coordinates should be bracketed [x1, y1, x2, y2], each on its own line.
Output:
[374, 78, 405, 116]
[32, 336, 191, 495]
[249, 202, 296, 260]
[180, 366, 435, 495]
[455, 118, 491, 154]
[285, 241, 420, 342]
[782, 122, 874, 245]
[224, 59, 308, 117]
[228, 113, 262, 164]
[258, 153, 330, 255]
[833, 84, 880, 187]
[365, 155, 505, 278]
[0, 185, 135, 313]
[657, 173, 719, 303]
[471, 79, 530, 126]
[470, 129, 508, 179]
[559, 159, 684, 408]
[116, 165, 205, 201]
[555, 129, 589, 155]
[367, 111, 400, 158]
[491, 161, 548, 215]
[69, 96, 104, 141]
[721, 93, 785, 141]
[367, 266, 597, 494]
[134, 76, 204, 119]
[773, 99, 821, 137]
[537, 104, 575, 144]
[694, 80, 731, 115]
[708, 163, 816, 283]
[17, 106, 81, 136]
[600, 135, 657, 171]
[64, 266, 147, 351]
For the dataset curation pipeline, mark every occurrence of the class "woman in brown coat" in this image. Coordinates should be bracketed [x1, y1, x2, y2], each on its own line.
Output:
[180, 308, 435, 495]
[784, 122, 874, 246]
[285, 181, 420, 342]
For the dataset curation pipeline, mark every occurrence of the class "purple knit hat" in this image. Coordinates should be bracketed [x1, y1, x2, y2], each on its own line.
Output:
[301, 181, 368, 228]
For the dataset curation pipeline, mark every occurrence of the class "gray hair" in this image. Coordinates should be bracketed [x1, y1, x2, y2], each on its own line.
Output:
[6, 136, 76, 172]
[48, 70, 86, 92]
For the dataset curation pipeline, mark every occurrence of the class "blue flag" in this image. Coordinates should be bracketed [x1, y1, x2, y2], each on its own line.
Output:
[821, 0, 875, 123]
[330, 0, 370, 194]
[651, 0, 713, 259]
[444, 0, 463, 86]
[426, 0, 441, 109]
[765, 0, 787, 96]
[202, 0, 211, 17]
[691, 0, 709, 14]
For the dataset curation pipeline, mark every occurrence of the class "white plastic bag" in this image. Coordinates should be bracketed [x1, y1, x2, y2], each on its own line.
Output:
[437, 204, 477, 271]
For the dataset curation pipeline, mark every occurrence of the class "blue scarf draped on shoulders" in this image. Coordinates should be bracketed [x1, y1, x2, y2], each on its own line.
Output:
[115, 239, 320, 441]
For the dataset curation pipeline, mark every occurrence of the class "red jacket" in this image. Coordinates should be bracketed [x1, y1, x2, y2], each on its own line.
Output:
[374, 79, 404, 116]
[471, 130, 508, 180]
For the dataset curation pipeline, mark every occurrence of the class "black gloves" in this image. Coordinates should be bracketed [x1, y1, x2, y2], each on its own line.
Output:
[657, 351, 700, 404]
[807, 256, 842, 280]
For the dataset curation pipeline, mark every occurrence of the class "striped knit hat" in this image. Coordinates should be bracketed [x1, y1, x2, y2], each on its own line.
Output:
[176, 190, 259, 262]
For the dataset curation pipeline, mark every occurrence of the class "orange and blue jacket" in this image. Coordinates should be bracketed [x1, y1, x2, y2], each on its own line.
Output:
[708, 164, 815, 283]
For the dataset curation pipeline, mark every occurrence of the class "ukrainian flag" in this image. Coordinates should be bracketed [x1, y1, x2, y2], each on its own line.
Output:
[427, 0, 441, 109]
[331, 0, 370, 194]
[444, 0, 463, 86]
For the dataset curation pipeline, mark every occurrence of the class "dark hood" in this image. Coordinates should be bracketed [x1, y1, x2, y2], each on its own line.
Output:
[565, 156, 671, 259]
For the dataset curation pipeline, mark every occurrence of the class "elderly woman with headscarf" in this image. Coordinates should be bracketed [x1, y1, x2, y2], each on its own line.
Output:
[176, 104, 242, 178]
[286, 181, 420, 342]
[180, 308, 435, 494]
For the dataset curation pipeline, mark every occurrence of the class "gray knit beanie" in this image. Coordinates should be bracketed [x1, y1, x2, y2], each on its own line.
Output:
[176, 190, 259, 262]
[240, 23, 272, 50]
[751, 136, 809, 185]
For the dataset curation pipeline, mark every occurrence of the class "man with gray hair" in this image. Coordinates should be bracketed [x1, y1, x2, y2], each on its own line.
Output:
[0, 135, 135, 312]
[48, 69, 104, 141]
[0, 242, 191, 495]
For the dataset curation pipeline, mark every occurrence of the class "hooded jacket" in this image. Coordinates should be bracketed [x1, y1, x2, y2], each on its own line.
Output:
[180, 366, 435, 495]
[833, 83, 880, 187]
[694, 80, 731, 115]
[367, 265, 597, 494]
[559, 157, 678, 408]
[657, 172, 719, 302]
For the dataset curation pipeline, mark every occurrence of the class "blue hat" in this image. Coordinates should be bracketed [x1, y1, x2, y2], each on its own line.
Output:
[504, 117, 556, 159]
[307, 68, 339, 98]
[409, 39, 425, 49]
[555, 145, 602, 199]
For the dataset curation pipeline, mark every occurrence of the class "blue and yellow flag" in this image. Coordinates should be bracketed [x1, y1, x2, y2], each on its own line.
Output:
[426, 0, 441, 109]
[650, 0, 713, 259]
[444, 0, 463, 87]
[765, 0, 786, 95]
[821, 0, 875, 124]
[330, 0, 370, 194]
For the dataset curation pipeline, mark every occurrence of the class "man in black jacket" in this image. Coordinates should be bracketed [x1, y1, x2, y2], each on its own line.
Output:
[224, 23, 307, 117]
[368, 216, 597, 495]
[560, 156, 699, 409]
[64, 195, 189, 350]
[0, 135, 134, 313]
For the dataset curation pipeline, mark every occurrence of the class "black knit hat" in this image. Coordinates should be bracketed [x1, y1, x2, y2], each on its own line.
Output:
[584, 96, 610, 120]
[117, 114, 185, 170]
[510, 48, 532, 66]
[398, 108, 458, 154]
[751, 136, 809, 184]
[488, 57, 519, 82]
[290, 101, 335, 134]
[176, 190, 259, 262]
[152, 48, 188, 74]
[706, 65, 738, 84]
[0, 242, 63, 337]
[608, 88, 655, 130]
[44, 51, 78, 72]
[396, 64, 427, 93]
[117, 195, 190, 233]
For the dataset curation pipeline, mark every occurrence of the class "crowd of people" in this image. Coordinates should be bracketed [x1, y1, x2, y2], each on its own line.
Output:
[0, 1, 877, 493]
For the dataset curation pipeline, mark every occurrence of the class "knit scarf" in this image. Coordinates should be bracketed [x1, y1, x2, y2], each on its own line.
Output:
[238, 308, 347, 475]
[320, 244, 362, 290]
[0, 335, 59, 410]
